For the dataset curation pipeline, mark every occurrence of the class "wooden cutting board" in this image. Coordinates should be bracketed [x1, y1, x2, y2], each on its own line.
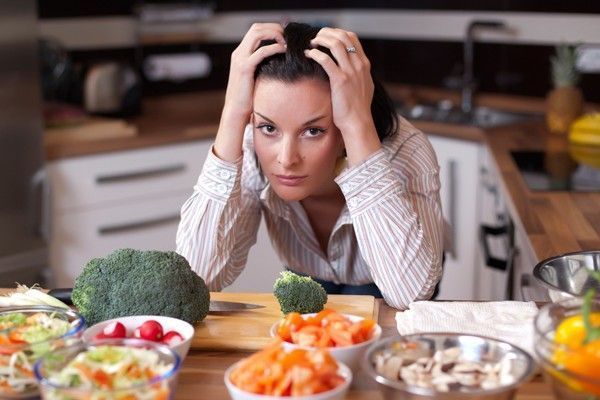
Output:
[192, 292, 378, 351]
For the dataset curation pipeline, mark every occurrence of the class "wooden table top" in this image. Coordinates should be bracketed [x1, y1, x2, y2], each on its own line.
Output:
[485, 122, 600, 262]
[176, 300, 553, 400]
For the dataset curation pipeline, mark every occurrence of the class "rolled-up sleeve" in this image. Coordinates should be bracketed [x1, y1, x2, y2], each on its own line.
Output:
[176, 146, 262, 291]
[335, 131, 444, 309]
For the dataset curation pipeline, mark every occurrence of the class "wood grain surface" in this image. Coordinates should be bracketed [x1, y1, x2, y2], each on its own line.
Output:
[486, 123, 600, 262]
[0, 289, 554, 399]
[176, 299, 553, 400]
[193, 292, 377, 351]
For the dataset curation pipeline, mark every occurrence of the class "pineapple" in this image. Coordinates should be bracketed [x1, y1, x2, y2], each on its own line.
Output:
[551, 44, 580, 88]
[546, 44, 584, 134]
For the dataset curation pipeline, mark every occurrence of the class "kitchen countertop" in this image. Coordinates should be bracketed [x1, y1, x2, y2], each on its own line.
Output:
[0, 289, 553, 399]
[43, 85, 600, 273]
[175, 299, 552, 399]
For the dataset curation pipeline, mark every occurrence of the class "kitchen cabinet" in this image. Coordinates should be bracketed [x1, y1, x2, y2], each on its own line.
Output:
[474, 147, 513, 300]
[474, 147, 545, 301]
[47, 141, 282, 290]
[427, 134, 482, 300]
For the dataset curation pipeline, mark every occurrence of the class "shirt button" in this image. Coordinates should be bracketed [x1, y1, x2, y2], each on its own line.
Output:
[348, 198, 358, 208]
[217, 184, 227, 194]
[219, 170, 231, 180]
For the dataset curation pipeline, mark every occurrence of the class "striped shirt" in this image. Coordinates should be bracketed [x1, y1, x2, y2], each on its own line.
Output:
[176, 117, 444, 310]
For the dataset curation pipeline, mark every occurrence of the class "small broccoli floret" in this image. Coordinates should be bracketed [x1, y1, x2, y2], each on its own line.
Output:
[273, 271, 327, 315]
[72, 248, 210, 326]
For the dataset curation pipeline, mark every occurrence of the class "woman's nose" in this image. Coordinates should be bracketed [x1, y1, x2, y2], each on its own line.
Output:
[277, 137, 301, 168]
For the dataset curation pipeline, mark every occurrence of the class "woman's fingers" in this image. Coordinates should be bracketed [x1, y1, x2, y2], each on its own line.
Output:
[304, 48, 341, 81]
[309, 34, 353, 71]
[248, 42, 286, 66]
[241, 23, 285, 55]
[310, 28, 368, 71]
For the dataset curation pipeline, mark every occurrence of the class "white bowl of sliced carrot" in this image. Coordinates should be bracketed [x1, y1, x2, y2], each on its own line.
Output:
[225, 340, 352, 399]
[270, 309, 381, 371]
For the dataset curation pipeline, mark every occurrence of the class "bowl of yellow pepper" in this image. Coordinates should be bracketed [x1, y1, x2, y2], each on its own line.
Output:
[534, 292, 600, 399]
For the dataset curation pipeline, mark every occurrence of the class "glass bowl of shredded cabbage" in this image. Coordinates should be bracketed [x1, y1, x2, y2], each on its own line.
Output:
[34, 338, 181, 400]
[0, 306, 86, 398]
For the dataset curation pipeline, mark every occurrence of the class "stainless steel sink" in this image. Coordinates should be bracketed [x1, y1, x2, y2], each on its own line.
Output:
[398, 103, 542, 128]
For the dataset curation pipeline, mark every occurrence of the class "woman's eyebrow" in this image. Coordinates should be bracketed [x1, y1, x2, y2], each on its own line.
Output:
[254, 112, 275, 124]
[254, 112, 327, 126]
[301, 115, 327, 126]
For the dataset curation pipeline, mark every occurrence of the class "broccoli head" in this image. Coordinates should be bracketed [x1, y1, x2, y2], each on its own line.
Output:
[273, 271, 327, 315]
[72, 248, 210, 326]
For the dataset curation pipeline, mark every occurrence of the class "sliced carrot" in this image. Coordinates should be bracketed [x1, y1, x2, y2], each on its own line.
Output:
[74, 363, 95, 381]
[92, 369, 112, 389]
[328, 327, 353, 347]
[8, 330, 26, 344]
[230, 342, 345, 396]
[275, 310, 377, 348]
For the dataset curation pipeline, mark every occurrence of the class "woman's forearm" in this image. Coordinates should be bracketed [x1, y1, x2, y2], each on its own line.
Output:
[213, 105, 249, 162]
[339, 119, 382, 167]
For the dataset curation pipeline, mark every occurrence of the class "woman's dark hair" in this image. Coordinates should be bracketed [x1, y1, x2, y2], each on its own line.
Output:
[255, 22, 398, 142]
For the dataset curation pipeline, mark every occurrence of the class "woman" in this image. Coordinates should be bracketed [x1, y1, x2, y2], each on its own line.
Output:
[176, 22, 444, 310]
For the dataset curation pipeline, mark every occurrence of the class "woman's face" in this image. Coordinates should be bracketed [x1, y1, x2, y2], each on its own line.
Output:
[252, 77, 344, 202]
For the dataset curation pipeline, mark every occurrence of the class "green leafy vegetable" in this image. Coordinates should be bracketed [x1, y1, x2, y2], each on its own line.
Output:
[583, 270, 600, 344]
[273, 271, 327, 315]
[72, 248, 210, 326]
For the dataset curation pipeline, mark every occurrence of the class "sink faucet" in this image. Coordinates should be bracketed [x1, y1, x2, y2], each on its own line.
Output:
[462, 20, 507, 114]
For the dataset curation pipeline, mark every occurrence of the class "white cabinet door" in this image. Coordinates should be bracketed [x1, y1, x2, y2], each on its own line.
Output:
[48, 141, 212, 212]
[474, 147, 512, 300]
[512, 220, 545, 301]
[50, 192, 188, 286]
[428, 135, 482, 300]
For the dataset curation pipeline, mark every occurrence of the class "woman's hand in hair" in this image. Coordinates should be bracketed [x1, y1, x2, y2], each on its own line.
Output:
[215, 23, 286, 162]
[305, 28, 381, 166]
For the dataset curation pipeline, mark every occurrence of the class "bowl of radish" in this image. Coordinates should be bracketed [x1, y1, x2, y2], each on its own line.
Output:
[82, 315, 194, 360]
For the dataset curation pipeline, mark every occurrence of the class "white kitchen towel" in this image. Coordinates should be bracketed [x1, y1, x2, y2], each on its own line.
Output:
[395, 301, 538, 356]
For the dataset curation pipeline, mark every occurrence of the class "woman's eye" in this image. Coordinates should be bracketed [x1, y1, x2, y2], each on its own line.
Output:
[303, 127, 325, 137]
[257, 124, 276, 135]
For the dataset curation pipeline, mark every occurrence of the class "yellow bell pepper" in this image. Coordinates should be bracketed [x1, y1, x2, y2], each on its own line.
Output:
[552, 287, 600, 396]
[555, 313, 600, 350]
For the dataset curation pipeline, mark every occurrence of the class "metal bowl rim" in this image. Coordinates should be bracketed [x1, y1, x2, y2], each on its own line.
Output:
[532, 250, 600, 298]
[361, 332, 536, 397]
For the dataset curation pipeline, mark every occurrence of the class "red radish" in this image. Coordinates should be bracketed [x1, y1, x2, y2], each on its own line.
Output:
[138, 320, 163, 342]
[162, 331, 184, 346]
[101, 322, 126, 339]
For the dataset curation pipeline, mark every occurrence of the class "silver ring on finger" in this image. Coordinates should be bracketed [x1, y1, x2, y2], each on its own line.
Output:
[346, 46, 357, 54]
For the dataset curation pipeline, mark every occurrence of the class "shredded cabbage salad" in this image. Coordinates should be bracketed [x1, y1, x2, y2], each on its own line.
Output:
[45, 346, 173, 400]
[0, 312, 71, 395]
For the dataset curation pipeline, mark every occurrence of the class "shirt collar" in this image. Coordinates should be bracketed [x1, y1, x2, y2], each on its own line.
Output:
[260, 183, 353, 233]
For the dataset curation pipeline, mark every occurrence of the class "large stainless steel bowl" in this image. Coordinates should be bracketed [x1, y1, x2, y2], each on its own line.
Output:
[533, 250, 600, 302]
[362, 333, 535, 400]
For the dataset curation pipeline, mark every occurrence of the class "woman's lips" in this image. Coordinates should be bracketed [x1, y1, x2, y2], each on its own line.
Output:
[275, 174, 307, 186]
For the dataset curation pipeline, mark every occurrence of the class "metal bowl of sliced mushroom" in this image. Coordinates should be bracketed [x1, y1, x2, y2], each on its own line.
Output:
[362, 333, 535, 400]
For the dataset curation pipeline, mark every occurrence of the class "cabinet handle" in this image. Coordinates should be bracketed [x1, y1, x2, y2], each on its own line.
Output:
[479, 222, 514, 271]
[98, 214, 180, 235]
[95, 164, 185, 184]
[447, 159, 457, 259]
